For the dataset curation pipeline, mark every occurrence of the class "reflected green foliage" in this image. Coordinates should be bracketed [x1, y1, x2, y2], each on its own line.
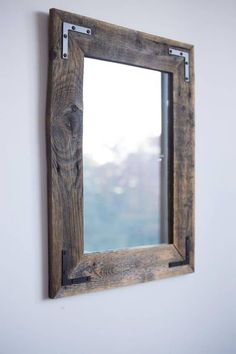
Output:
[84, 138, 162, 252]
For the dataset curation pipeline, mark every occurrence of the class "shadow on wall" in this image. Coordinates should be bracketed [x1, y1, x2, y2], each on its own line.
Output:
[35, 11, 49, 300]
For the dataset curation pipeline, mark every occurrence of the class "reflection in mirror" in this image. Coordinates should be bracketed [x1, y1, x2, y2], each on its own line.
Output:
[83, 58, 170, 252]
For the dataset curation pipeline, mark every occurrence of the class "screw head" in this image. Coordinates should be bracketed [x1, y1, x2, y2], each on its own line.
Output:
[87, 29, 90, 34]
[180, 52, 183, 56]
[169, 49, 172, 53]
[63, 53, 67, 58]
[72, 26, 76, 30]
[63, 33, 67, 38]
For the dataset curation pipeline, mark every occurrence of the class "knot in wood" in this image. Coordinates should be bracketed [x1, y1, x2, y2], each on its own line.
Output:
[71, 104, 78, 112]
[49, 48, 57, 61]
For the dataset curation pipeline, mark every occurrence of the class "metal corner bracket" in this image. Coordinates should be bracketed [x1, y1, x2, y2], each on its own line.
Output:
[62, 22, 92, 59]
[169, 47, 190, 82]
[168, 237, 190, 268]
[61, 250, 91, 286]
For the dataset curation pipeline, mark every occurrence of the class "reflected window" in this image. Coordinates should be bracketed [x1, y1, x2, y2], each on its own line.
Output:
[83, 58, 170, 252]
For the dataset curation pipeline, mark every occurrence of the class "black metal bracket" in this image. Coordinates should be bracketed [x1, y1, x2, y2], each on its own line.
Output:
[61, 250, 91, 286]
[168, 237, 190, 268]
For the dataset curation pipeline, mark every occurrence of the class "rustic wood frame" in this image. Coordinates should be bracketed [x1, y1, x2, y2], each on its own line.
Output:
[46, 8, 195, 298]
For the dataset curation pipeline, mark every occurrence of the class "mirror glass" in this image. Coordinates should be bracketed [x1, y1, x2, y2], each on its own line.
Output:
[83, 58, 169, 252]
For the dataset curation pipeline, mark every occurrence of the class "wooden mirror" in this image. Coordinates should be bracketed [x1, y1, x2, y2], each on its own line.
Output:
[46, 8, 195, 298]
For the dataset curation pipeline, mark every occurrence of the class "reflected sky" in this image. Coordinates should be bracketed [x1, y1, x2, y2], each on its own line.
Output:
[83, 58, 163, 252]
[83, 58, 162, 165]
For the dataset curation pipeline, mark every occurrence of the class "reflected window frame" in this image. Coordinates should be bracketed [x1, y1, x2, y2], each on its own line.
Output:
[46, 8, 195, 298]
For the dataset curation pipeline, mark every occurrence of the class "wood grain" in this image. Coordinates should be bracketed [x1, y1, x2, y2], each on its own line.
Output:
[172, 50, 195, 264]
[46, 8, 195, 298]
[57, 245, 192, 298]
[47, 10, 85, 296]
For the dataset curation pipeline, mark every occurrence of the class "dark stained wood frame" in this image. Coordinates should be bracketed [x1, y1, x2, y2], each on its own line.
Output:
[46, 8, 195, 298]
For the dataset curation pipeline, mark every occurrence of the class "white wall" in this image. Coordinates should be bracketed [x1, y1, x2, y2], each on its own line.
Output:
[1, 0, 236, 353]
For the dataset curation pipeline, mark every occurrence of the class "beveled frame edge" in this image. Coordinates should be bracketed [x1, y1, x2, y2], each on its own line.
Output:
[46, 8, 195, 299]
